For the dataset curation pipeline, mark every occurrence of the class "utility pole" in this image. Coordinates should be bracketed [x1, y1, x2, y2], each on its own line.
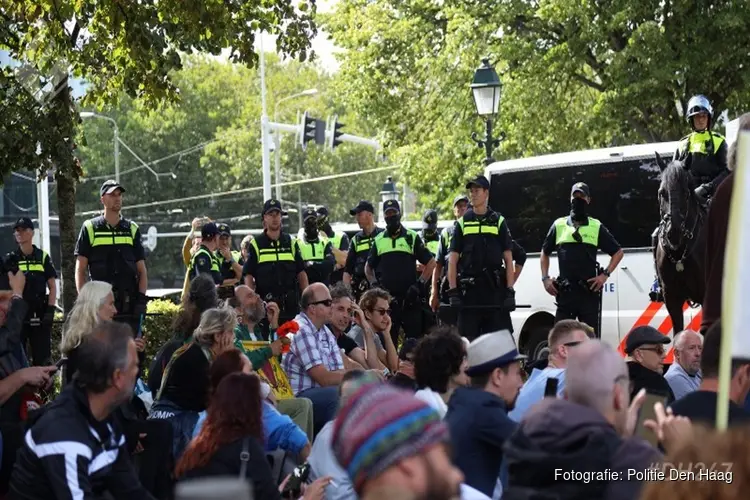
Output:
[259, 34, 272, 201]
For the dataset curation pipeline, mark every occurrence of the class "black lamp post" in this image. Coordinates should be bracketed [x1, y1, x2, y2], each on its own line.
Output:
[470, 58, 504, 166]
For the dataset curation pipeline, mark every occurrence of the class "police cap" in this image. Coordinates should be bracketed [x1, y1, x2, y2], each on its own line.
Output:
[350, 200, 375, 216]
[453, 194, 469, 207]
[217, 223, 231, 236]
[465, 175, 490, 190]
[422, 209, 438, 227]
[201, 222, 220, 239]
[100, 179, 125, 197]
[263, 199, 287, 216]
[382, 199, 401, 214]
[571, 182, 591, 198]
[13, 217, 34, 231]
[303, 207, 318, 221]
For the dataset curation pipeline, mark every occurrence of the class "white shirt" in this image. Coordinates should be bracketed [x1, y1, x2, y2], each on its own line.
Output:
[414, 388, 448, 419]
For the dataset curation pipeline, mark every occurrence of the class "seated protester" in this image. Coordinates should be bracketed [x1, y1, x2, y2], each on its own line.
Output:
[389, 338, 419, 392]
[282, 283, 345, 436]
[192, 349, 311, 461]
[346, 288, 399, 374]
[148, 274, 218, 396]
[670, 320, 750, 426]
[665, 330, 703, 400]
[176, 373, 281, 500]
[503, 340, 663, 500]
[445, 330, 523, 497]
[413, 326, 469, 418]
[150, 307, 236, 460]
[229, 287, 314, 441]
[329, 283, 397, 373]
[10, 322, 156, 500]
[509, 320, 591, 422]
[309, 369, 383, 500]
[624, 326, 675, 403]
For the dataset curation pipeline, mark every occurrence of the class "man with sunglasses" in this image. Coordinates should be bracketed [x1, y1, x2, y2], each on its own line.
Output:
[541, 182, 623, 337]
[623, 325, 675, 403]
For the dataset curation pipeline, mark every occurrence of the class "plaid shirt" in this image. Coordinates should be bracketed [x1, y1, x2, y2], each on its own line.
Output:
[282, 312, 344, 395]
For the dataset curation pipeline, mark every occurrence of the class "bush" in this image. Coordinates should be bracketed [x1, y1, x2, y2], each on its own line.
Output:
[143, 299, 182, 368]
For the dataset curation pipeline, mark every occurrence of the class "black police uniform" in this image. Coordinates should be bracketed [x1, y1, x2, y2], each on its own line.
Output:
[215, 223, 244, 282]
[190, 244, 223, 285]
[298, 209, 336, 286]
[9, 243, 57, 366]
[367, 219, 433, 343]
[317, 207, 350, 285]
[345, 201, 382, 300]
[450, 207, 515, 340]
[75, 215, 146, 336]
[542, 214, 620, 335]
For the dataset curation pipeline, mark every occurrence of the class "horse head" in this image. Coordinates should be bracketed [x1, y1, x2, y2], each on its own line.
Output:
[656, 155, 698, 247]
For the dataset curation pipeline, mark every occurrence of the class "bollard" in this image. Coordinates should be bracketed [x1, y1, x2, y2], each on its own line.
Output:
[174, 477, 253, 500]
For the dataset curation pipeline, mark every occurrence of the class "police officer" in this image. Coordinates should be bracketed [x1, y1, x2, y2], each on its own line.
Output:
[344, 200, 382, 301]
[243, 199, 308, 335]
[190, 222, 223, 285]
[316, 206, 350, 284]
[430, 195, 469, 316]
[215, 223, 243, 286]
[541, 182, 624, 336]
[447, 176, 516, 341]
[9, 217, 57, 366]
[297, 207, 335, 285]
[420, 210, 440, 257]
[365, 199, 435, 344]
[674, 94, 729, 204]
[75, 180, 148, 337]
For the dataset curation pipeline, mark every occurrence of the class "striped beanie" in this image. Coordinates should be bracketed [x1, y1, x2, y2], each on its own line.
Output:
[331, 382, 450, 493]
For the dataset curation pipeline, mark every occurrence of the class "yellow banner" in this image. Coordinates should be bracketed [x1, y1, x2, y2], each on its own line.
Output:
[241, 341, 295, 400]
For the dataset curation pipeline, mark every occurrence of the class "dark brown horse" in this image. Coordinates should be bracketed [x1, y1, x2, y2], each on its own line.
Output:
[654, 153, 706, 333]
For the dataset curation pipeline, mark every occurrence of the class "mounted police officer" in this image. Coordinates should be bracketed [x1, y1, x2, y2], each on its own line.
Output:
[298, 207, 335, 286]
[316, 205, 349, 284]
[243, 199, 308, 337]
[215, 222, 243, 286]
[365, 199, 435, 344]
[9, 217, 57, 366]
[674, 94, 729, 205]
[343, 200, 382, 300]
[447, 175, 516, 341]
[190, 222, 223, 285]
[75, 180, 148, 338]
[540, 182, 624, 336]
[430, 195, 469, 319]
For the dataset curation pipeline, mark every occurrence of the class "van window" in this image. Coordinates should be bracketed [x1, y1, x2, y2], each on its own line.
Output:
[489, 156, 667, 253]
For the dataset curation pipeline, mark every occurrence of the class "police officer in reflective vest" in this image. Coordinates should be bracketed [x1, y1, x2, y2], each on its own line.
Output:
[9, 217, 57, 366]
[316, 206, 349, 284]
[541, 182, 624, 336]
[420, 210, 440, 257]
[75, 180, 148, 337]
[298, 207, 335, 285]
[674, 94, 729, 204]
[365, 199, 435, 344]
[431, 195, 469, 322]
[215, 222, 243, 286]
[243, 199, 309, 336]
[190, 222, 223, 285]
[447, 176, 516, 341]
[344, 200, 382, 300]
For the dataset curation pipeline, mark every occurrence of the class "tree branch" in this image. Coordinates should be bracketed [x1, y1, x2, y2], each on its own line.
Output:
[572, 73, 605, 92]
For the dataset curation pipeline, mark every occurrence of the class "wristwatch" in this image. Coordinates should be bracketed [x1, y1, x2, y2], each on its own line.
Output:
[541, 275, 550, 281]
[603, 269, 611, 277]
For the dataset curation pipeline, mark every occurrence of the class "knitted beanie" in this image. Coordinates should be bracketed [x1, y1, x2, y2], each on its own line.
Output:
[331, 382, 449, 493]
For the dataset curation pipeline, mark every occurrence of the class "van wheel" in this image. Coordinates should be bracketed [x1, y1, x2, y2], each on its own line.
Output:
[526, 327, 550, 361]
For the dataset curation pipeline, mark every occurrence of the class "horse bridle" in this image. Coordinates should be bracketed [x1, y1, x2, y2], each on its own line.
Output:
[659, 188, 703, 267]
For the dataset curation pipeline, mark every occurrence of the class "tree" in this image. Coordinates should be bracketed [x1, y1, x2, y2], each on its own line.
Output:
[0, 0, 316, 312]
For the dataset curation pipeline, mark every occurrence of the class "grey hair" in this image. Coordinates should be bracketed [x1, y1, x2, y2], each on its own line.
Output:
[674, 330, 703, 351]
[73, 321, 133, 394]
[193, 307, 237, 347]
[565, 340, 627, 414]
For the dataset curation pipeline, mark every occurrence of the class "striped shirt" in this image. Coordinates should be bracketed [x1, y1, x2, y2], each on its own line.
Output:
[282, 313, 344, 395]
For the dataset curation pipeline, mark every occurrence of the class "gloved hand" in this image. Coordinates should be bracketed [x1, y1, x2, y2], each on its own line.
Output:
[694, 184, 709, 203]
[43, 304, 56, 324]
[503, 287, 516, 311]
[406, 283, 421, 305]
[446, 287, 462, 308]
[133, 292, 148, 317]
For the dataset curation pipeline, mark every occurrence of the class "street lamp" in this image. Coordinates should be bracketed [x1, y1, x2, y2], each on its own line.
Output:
[470, 58, 505, 166]
[80, 111, 119, 182]
[274, 89, 319, 200]
[379, 176, 399, 223]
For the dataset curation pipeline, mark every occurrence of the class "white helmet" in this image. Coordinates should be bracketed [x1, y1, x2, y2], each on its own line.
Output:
[686, 94, 713, 120]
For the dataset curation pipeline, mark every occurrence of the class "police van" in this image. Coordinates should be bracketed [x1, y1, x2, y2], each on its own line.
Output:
[485, 141, 704, 362]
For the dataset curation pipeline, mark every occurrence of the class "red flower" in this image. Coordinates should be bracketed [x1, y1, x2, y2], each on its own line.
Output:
[276, 320, 299, 353]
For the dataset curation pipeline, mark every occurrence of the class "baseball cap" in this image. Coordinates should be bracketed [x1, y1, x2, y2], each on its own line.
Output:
[624, 326, 671, 355]
[13, 217, 34, 231]
[465, 329, 527, 376]
[201, 222, 220, 239]
[216, 223, 231, 236]
[302, 207, 318, 221]
[382, 199, 400, 214]
[100, 180, 125, 197]
[262, 199, 287, 216]
[465, 175, 490, 190]
[349, 200, 375, 216]
[571, 182, 591, 198]
[316, 206, 330, 218]
[453, 194, 469, 207]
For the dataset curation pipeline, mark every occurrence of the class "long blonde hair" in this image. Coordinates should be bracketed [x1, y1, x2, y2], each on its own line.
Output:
[60, 281, 113, 355]
[193, 307, 237, 347]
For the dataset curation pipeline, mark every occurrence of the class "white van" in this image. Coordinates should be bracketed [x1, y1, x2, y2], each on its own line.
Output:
[485, 141, 704, 362]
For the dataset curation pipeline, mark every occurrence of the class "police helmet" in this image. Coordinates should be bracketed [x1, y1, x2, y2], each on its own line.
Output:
[686, 95, 713, 121]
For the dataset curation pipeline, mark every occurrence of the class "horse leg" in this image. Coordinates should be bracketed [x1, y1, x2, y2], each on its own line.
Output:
[664, 292, 685, 334]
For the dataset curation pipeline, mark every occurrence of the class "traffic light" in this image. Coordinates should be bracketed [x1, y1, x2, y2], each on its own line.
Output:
[314, 119, 326, 146]
[329, 115, 344, 150]
[300, 111, 316, 150]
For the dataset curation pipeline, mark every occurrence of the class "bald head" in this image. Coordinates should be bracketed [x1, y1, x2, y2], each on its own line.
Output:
[301, 283, 331, 310]
[565, 340, 627, 413]
[675, 330, 702, 350]
[235, 285, 252, 301]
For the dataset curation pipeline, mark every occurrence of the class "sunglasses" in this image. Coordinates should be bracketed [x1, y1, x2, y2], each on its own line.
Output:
[638, 346, 665, 356]
[372, 307, 392, 316]
[310, 299, 333, 307]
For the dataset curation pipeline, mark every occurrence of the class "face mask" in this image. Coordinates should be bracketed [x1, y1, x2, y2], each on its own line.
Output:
[385, 214, 401, 232]
[571, 198, 588, 220]
[423, 226, 437, 238]
[304, 219, 318, 239]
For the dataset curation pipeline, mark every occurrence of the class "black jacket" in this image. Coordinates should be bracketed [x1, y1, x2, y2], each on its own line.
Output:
[9, 383, 154, 500]
[504, 398, 661, 500]
[0, 297, 29, 422]
[627, 361, 675, 404]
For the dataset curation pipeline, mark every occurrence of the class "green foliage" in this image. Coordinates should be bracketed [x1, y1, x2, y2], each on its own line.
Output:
[143, 299, 182, 367]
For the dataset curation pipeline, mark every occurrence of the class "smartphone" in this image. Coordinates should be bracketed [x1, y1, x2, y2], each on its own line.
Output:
[282, 462, 311, 498]
[135, 313, 145, 339]
[544, 377, 559, 397]
[636, 391, 668, 447]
